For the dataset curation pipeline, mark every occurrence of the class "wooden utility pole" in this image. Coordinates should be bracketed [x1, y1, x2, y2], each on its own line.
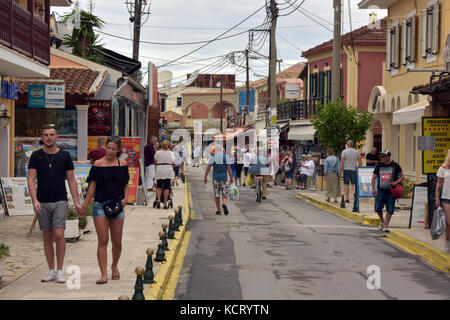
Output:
[331, 0, 342, 100]
[245, 49, 250, 126]
[268, 0, 278, 126]
[132, 0, 142, 78]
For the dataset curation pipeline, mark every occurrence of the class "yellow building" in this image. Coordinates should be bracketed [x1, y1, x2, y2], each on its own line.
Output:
[359, 0, 450, 182]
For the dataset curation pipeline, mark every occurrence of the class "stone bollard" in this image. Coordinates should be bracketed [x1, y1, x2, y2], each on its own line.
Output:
[173, 209, 180, 231]
[143, 248, 156, 284]
[154, 232, 167, 262]
[118, 295, 130, 300]
[161, 224, 169, 251]
[167, 216, 176, 239]
[131, 267, 145, 300]
[340, 195, 346, 208]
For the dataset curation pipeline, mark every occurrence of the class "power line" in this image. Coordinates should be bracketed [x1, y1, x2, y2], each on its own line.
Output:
[278, 0, 307, 17]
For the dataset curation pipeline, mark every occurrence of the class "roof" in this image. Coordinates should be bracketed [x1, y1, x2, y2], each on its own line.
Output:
[302, 18, 387, 58]
[410, 74, 450, 95]
[249, 62, 306, 89]
[18, 68, 107, 96]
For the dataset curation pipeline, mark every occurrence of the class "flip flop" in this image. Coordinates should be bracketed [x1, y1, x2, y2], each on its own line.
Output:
[96, 278, 108, 285]
[112, 273, 120, 280]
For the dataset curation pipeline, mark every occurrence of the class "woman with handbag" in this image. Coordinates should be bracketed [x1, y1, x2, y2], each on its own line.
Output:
[435, 152, 450, 251]
[324, 148, 340, 203]
[82, 136, 129, 284]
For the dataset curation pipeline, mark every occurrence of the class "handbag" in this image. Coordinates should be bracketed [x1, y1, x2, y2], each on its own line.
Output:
[430, 206, 446, 240]
[102, 200, 123, 218]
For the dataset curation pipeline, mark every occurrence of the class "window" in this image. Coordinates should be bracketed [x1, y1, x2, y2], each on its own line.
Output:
[386, 22, 400, 71]
[309, 73, 318, 97]
[420, 1, 439, 61]
[176, 97, 182, 107]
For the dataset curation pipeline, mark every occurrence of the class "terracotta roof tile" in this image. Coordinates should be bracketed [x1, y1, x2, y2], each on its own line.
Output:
[17, 68, 101, 96]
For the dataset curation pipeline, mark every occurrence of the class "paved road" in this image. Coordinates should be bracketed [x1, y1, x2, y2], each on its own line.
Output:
[175, 167, 450, 300]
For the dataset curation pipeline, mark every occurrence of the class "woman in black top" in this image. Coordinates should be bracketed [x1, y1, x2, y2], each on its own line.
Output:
[81, 136, 129, 285]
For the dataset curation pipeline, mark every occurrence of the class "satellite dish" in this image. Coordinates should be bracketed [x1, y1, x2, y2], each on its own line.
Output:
[445, 34, 450, 72]
[185, 70, 200, 86]
[158, 70, 173, 87]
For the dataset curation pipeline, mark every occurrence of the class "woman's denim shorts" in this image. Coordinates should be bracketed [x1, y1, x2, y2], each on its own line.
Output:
[93, 202, 125, 219]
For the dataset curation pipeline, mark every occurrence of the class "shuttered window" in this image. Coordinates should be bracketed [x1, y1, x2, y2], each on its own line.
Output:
[420, 1, 439, 60]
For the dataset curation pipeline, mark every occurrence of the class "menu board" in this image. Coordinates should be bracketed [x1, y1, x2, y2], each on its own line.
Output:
[356, 167, 377, 198]
[127, 167, 139, 204]
[120, 137, 141, 169]
[409, 185, 427, 228]
[0, 177, 34, 216]
[422, 117, 450, 174]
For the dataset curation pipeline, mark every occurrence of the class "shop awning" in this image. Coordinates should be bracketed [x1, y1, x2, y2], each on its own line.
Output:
[287, 124, 316, 141]
[392, 100, 428, 125]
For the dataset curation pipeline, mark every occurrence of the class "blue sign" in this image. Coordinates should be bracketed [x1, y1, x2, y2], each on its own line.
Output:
[1, 80, 18, 100]
[238, 89, 255, 114]
[356, 166, 378, 198]
[28, 85, 46, 108]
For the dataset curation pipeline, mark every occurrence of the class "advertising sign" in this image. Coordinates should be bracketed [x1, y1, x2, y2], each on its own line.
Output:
[238, 89, 255, 114]
[27, 84, 65, 108]
[120, 137, 141, 169]
[127, 167, 139, 204]
[356, 167, 377, 197]
[72, 161, 92, 201]
[285, 83, 301, 99]
[0, 177, 34, 216]
[88, 100, 112, 136]
[409, 185, 427, 228]
[422, 117, 450, 174]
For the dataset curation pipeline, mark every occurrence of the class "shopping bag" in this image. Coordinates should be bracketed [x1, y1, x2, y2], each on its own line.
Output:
[229, 183, 239, 201]
[246, 174, 252, 186]
[430, 206, 446, 240]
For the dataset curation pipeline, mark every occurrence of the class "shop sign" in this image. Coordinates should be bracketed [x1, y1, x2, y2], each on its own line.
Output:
[168, 120, 181, 128]
[28, 84, 65, 108]
[127, 167, 139, 204]
[356, 167, 377, 198]
[285, 83, 300, 99]
[119, 137, 141, 169]
[1, 80, 18, 100]
[422, 117, 450, 174]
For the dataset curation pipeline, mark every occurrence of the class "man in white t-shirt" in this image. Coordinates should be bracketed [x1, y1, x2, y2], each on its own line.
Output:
[299, 155, 315, 189]
[339, 140, 362, 203]
[243, 149, 252, 186]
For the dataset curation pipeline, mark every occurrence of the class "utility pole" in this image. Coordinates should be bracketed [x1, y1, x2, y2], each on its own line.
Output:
[245, 49, 250, 126]
[331, 0, 342, 101]
[132, 0, 142, 68]
[268, 0, 278, 126]
[220, 75, 224, 133]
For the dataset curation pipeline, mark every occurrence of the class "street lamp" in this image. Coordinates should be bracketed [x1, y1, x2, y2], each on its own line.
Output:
[216, 77, 224, 133]
[0, 104, 11, 128]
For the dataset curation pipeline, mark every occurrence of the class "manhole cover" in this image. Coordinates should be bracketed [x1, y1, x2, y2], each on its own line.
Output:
[274, 241, 305, 246]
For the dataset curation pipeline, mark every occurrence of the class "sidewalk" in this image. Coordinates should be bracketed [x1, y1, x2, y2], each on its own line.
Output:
[0, 180, 189, 300]
[295, 187, 450, 273]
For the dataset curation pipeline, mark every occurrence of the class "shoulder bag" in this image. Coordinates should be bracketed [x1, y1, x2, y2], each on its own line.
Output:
[102, 159, 123, 217]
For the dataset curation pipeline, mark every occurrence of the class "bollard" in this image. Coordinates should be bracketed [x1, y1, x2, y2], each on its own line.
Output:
[161, 224, 169, 251]
[167, 216, 176, 239]
[118, 295, 130, 300]
[173, 209, 180, 231]
[177, 205, 184, 226]
[154, 232, 167, 262]
[143, 248, 156, 284]
[340, 195, 346, 208]
[131, 267, 145, 300]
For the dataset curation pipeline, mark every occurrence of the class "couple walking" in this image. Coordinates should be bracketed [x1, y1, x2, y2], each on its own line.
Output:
[28, 125, 129, 285]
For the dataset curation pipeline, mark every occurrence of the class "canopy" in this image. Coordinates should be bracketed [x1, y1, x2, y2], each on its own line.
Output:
[392, 100, 428, 125]
[287, 123, 316, 141]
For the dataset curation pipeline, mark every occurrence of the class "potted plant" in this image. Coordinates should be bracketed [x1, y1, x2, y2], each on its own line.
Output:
[84, 202, 94, 234]
[0, 243, 10, 280]
[65, 206, 81, 240]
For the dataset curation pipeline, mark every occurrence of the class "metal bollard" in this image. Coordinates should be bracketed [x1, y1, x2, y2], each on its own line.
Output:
[161, 224, 169, 251]
[143, 248, 156, 284]
[131, 267, 145, 300]
[167, 216, 176, 239]
[154, 232, 167, 262]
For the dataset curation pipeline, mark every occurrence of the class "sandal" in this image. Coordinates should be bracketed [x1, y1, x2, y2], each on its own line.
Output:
[215, 211, 221, 215]
[112, 273, 120, 280]
[96, 278, 108, 285]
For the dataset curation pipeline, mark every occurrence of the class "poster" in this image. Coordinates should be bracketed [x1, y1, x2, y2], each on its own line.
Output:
[409, 185, 427, 228]
[27, 84, 65, 108]
[127, 167, 139, 204]
[422, 117, 450, 174]
[73, 161, 92, 200]
[88, 136, 108, 160]
[0, 177, 34, 216]
[356, 167, 377, 197]
[120, 137, 141, 169]
[88, 100, 112, 136]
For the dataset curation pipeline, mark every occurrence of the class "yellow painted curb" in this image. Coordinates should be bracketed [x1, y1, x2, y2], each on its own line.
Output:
[144, 178, 192, 300]
[385, 230, 450, 273]
[296, 193, 380, 226]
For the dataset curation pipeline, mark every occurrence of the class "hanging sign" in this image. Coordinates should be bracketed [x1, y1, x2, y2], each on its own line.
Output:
[28, 84, 65, 108]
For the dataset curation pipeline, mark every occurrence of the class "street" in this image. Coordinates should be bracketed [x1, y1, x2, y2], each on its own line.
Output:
[174, 167, 450, 300]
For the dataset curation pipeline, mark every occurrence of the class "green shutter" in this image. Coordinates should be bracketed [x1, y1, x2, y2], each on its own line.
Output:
[309, 73, 314, 98]
[327, 70, 332, 101]
[319, 71, 324, 99]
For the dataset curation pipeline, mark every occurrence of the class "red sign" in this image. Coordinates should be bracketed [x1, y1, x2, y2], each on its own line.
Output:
[88, 100, 112, 136]
[119, 137, 141, 169]
[127, 167, 139, 204]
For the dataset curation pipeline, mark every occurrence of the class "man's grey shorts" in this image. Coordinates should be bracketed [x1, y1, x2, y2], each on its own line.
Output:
[37, 201, 69, 231]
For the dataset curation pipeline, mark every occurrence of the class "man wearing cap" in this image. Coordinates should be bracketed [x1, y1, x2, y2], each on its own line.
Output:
[371, 150, 404, 232]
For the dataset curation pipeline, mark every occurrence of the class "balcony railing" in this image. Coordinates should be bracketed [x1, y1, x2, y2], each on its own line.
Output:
[0, 0, 50, 65]
[277, 96, 331, 121]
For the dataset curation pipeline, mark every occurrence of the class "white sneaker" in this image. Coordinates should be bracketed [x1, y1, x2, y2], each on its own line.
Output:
[41, 270, 56, 282]
[55, 270, 66, 283]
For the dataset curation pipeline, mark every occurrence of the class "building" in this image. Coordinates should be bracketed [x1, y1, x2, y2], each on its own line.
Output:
[359, 0, 450, 183]
[0, 0, 72, 177]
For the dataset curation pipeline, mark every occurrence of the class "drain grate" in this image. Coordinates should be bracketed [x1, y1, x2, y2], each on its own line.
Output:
[274, 240, 306, 246]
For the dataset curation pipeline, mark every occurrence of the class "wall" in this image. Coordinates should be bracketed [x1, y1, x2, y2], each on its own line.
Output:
[358, 51, 385, 110]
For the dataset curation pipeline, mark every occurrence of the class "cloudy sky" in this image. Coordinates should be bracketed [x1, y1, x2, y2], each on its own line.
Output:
[52, 0, 386, 86]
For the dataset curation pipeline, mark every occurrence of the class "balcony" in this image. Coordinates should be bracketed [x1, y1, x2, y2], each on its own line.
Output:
[0, 0, 50, 68]
[277, 96, 330, 121]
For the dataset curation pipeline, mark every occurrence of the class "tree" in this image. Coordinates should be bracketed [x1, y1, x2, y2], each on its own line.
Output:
[61, 8, 105, 63]
[310, 99, 374, 156]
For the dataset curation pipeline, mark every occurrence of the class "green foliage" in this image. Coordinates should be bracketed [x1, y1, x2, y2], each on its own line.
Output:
[78, 216, 87, 229]
[67, 205, 90, 229]
[311, 98, 374, 156]
[0, 243, 10, 261]
[61, 9, 105, 62]
[66, 206, 78, 220]
[86, 202, 93, 216]
[401, 178, 414, 199]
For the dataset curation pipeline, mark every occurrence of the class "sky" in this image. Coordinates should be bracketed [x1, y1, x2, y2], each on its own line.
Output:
[52, 0, 386, 87]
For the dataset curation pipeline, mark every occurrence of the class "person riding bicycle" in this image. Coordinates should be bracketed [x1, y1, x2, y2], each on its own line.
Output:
[248, 144, 271, 200]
